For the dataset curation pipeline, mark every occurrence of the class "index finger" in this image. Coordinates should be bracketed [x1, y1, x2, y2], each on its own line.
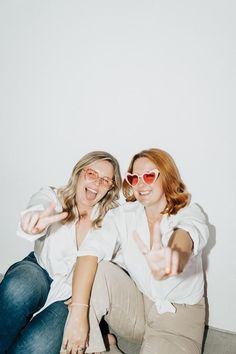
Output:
[152, 223, 162, 250]
[38, 211, 68, 230]
[133, 231, 149, 255]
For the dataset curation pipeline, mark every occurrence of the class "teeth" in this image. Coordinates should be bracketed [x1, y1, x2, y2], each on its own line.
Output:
[139, 191, 150, 196]
[87, 187, 97, 194]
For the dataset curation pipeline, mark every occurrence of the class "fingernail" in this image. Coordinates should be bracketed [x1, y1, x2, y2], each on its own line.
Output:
[165, 267, 170, 274]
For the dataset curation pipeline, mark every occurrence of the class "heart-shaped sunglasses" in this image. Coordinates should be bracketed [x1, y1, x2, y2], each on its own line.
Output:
[125, 169, 160, 187]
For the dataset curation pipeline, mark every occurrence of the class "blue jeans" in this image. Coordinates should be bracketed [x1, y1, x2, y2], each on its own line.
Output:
[0, 252, 68, 354]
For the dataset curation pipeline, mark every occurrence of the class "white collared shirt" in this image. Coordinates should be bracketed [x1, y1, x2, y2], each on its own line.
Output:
[17, 186, 100, 311]
[78, 201, 209, 314]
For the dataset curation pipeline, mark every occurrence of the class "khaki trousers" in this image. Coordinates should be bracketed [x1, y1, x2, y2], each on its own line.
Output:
[86, 261, 205, 354]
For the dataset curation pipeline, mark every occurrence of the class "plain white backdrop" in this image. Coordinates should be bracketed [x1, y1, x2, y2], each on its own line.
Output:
[0, 0, 235, 332]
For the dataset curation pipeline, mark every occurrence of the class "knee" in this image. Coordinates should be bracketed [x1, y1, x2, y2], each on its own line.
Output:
[97, 261, 112, 272]
[96, 260, 111, 273]
[96, 260, 118, 279]
[90, 262, 113, 310]
[92, 261, 116, 292]
[0, 275, 27, 307]
[1, 262, 49, 307]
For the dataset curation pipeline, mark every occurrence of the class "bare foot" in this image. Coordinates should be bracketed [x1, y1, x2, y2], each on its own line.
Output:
[107, 333, 117, 347]
[94, 333, 117, 353]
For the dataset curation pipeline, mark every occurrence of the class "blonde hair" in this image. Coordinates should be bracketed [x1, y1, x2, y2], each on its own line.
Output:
[123, 148, 189, 215]
[57, 151, 122, 228]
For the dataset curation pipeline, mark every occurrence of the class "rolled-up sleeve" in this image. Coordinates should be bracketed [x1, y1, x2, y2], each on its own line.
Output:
[171, 204, 209, 255]
[77, 210, 120, 262]
[161, 204, 209, 255]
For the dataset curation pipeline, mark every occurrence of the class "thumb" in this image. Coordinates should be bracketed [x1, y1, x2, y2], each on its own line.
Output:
[40, 202, 56, 218]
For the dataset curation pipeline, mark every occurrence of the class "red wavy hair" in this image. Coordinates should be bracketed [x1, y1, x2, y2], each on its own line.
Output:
[122, 148, 189, 215]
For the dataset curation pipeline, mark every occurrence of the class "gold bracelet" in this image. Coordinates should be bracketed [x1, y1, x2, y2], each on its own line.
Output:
[70, 302, 89, 308]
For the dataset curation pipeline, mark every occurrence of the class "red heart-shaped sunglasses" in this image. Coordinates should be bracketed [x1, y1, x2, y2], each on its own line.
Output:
[125, 169, 160, 187]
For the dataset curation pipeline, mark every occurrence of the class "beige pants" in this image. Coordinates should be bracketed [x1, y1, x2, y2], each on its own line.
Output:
[86, 261, 205, 354]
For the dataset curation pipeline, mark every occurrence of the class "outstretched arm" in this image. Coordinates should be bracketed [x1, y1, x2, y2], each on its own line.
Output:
[167, 228, 193, 273]
[133, 223, 193, 280]
[62, 256, 98, 354]
[21, 202, 68, 235]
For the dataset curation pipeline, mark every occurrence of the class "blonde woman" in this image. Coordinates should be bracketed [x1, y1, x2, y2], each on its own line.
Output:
[0, 151, 121, 354]
[64, 148, 209, 354]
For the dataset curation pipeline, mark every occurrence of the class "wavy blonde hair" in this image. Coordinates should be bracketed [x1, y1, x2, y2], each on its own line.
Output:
[57, 151, 122, 228]
[123, 148, 189, 215]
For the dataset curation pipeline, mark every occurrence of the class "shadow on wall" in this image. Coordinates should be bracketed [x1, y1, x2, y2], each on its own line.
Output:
[196, 203, 216, 326]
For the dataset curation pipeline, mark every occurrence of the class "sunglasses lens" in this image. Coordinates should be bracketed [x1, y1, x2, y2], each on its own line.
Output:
[102, 178, 113, 188]
[85, 169, 98, 180]
[143, 172, 157, 185]
[127, 174, 139, 186]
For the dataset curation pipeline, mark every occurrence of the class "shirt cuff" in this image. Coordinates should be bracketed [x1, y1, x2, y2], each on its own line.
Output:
[77, 249, 105, 263]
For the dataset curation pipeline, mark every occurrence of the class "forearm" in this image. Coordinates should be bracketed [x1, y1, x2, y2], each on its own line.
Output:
[71, 255, 98, 306]
[62, 256, 98, 350]
[168, 228, 193, 272]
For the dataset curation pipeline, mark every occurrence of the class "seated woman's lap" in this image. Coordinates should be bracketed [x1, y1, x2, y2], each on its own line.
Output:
[1, 252, 52, 312]
[140, 297, 205, 354]
[90, 261, 205, 354]
[0, 252, 53, 352]
[8, 301, 68, 354]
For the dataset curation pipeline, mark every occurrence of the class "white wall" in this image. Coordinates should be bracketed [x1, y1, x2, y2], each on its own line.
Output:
[0, 0, 235, 332]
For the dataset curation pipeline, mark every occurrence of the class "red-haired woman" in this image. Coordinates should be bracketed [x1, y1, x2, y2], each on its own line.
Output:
[63, 148, 209, 354]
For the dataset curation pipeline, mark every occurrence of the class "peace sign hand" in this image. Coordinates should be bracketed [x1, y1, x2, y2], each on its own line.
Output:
[21, 202, 68, 235]
[133, 223, 179, 280]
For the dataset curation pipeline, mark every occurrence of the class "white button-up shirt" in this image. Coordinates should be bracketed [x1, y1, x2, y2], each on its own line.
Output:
[17, 186, 99, 311]
[78, 201, 209, 314]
